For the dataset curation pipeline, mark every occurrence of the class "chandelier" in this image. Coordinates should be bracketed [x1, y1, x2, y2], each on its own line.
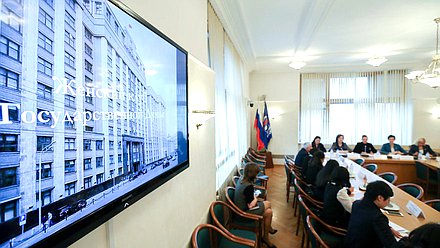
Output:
[406, 18, 440, 88]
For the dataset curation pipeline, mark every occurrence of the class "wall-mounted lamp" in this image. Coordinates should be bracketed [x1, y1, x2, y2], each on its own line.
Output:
[192, 110, 215, 129]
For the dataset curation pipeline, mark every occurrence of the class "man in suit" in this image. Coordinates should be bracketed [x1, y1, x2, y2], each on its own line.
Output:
[344, 181, 402, 248]
[353, 135, 377, 154]
[408, 138, 438, 157]
[294, 142, 312, 171]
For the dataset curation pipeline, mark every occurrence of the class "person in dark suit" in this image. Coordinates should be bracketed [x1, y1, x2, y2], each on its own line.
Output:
[314, 160, 339, 201]
[353, 135, 377, 154]
[295, 142, 312, 170]
[329, 134, 352, 152]
[408, 138, 438, 157]
[305, 151, 325, 185]
[344, 181, 402, 248]
[311, 136, 326, 154]
[380, 135, 406, 155]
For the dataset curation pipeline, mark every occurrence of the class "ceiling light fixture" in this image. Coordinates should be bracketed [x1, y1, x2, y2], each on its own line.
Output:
[366, 56, 388, 67]
[288, 61, 306, 70]
[406, 17, 440, 88]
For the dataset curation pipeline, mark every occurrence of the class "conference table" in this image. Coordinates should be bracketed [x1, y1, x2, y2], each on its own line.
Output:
[330, 156, 440, 233]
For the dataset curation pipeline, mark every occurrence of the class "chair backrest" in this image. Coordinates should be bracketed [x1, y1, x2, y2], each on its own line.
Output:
[353, 158, 365, 166]
[294, 178, 323, 209]
[191, 224, 254, 248]
[378, 172, 398, 185]
[210, 201, 227, 228]
[415, 162, 429, 181]
[424, 199, 440, 212]
[363, 163, 378, 174]
[397, 183, 424, 200]
[232, 176, 240, 187]
[307, 215, 330, 248]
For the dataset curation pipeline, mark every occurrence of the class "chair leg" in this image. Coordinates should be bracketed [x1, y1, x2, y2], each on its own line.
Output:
[286, 182, 290, 202]
[301, 226, 305, 248]
[296, 210, 301, 236]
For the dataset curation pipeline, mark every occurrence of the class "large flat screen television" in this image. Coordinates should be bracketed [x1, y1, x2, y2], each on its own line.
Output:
[0, 0, 188, 247]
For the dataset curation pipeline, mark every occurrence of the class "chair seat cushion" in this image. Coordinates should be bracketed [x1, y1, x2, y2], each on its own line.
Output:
[219, 237, 251, 248]
[229, 229, 257, 241]
[321, 231, 344, 247]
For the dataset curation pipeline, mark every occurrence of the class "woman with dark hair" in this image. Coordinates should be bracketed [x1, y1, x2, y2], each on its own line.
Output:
[234, 163, 277, 247]
[398, 223, 440, 248]
[329, 134, 352, 152]
[311, 136, 326, 154]
[322, 166, 354, 228]
[305, 151, 325, 185]
[314, 159, 339, 201]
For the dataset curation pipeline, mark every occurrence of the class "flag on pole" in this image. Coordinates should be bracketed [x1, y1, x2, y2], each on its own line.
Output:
[254, 109, 266, 151]
[263, 101, 272, 148]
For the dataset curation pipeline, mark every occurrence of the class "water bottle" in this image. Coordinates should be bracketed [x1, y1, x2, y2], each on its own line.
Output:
[418, 152, 422, 160]
[426, 152, 431, 159]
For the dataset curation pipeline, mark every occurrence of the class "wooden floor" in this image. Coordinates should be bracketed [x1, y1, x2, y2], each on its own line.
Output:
[264, 164, 302, 248]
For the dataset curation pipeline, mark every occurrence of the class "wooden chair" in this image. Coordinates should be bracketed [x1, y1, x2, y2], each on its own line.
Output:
[397, 183, 424, 200]
[245, 153, 266, 167]
[284, 161, 295, 202]
[363, 163, 378, 174]
[298, 195, 346, 248]
[424, 199, 440, 212]
[191, 224, 255, 248]
[353, 158, 365, 166]
[232, 176, 267, 200]
[415, 162, 439, 196]
[247, 147, 266, 160]
[306, 215, 330, 248]
[378, 172, 398, 185]
[224, 187, 263, 244]
[294, 178, 323, 239]
[209, 201, 258, 247]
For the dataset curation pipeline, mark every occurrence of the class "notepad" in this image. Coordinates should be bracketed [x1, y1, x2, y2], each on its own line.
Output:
[389, 221, 409, 241]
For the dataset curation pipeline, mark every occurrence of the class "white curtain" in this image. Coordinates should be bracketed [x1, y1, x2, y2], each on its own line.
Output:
[300, 70, 412, 146]
[208, 4, 248, 190]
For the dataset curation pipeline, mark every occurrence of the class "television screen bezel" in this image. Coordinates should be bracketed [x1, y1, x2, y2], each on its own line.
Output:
[29, 0, 190, 247]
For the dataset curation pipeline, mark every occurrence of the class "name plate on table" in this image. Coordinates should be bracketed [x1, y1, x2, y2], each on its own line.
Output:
[374, 154, 388, 159]
[400, 156, 414, 161]
[406, 200, 425, 218]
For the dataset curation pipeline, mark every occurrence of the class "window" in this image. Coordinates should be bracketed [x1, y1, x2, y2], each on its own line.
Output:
[0, 36, 20, 60]
[114, 21, 119, 34]
[36, 189, 52, 207]
[0, 200, 17, 223]
[109, 140, 114, 149]
[0, 67, 19, 89]
[37, 136, 52, 151]
[85, 95, 93, 104]
[300, 70, 412, 145]
[108, 98, 113, 108]
[39, 9, 53, 29]
[109, 155, 114, 165]
[64, 95, 75, 108]
[84, 27, 93, 42]
[37, 83, 52, 100]
[37, 57, 52, 76]
[0, 167, 17, 188]
[0, 101, 19, 122]
[96, 140, 103, 150]
[118, 167, 122, 175]
[105, 8, 111, 22]
[64, 138, 75, 150]
[65, 0, 75, 10]
[65, 116, 75, 129]
[37, 109, 52, 126]
[96, 157, 103, 168]
[43, 0, 53, 7]
[85, 43, 92, 56]
[85, 60, 93, 73]
[109, 126, 114, 135]
[36, 163, 52, 180]
[84, 177, 92, 189]
[107, 56, 112, 68]
[118, 154, 122, 163]
[118, 141, 122, 149]
[85, 126, 93, 132]
[95, 2, 103, 14]
[84, 158, 92, 170]
[1, 7, 21, 32]
[64, 30, 75, 47]
[65, 11, 75, 27]
[38, 32, 53, 53]
[64, 160, 75, 173]
[64, 51, 75, 67]
[83, 139, 92, 150]
[96, 173, 104, 184]
[64, 181, 76, 196]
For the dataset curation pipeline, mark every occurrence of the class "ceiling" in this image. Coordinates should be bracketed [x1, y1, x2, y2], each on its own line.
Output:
[210, 0, 440, 72]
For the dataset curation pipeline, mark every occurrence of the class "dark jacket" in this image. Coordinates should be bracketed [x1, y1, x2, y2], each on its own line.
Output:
[408, 144, 437, 156]
[329, 142, 351, 152]
[353, 142, 377, 154]
[305, 158, 323, 185]
[311, 143, 326, 154]
[322, 183, 350, 228]
[344, 199, 397, 248]
[295, 148, 310, 168]
[380, 143, 406, 154]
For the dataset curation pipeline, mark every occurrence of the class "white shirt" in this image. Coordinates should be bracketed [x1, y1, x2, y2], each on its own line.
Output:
[337, 187, 355, 213]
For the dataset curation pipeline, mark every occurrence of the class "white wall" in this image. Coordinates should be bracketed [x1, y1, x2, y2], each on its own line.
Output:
[71, 0, 216, 247]
[249, 71, 301, 163]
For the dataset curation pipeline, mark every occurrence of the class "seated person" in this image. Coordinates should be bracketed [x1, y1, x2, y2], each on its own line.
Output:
[234, 163, 277, 247]
[344, 181, 402, 248]
[329, 134, 352, 152]
[353, 135, 377, 154]
[322, 167, 354, 228]
[408, 138, 438, 157]
[311, 136, 327, 154]
[305, 151, 325, 185]
[398, 223, 440, 248]
[380, 135, 407, 155]
[295, 142, 312, 171]
[314, 160, 339, 201]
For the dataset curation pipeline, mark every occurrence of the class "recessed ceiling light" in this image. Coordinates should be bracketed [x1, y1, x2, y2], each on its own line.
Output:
[366, 56, 388, 67]
[288, 61, 306, 70]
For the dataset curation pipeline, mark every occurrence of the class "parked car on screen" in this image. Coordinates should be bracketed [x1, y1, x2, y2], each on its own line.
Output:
[71, 199, 87, 213]
[163, 160, 170, 169]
